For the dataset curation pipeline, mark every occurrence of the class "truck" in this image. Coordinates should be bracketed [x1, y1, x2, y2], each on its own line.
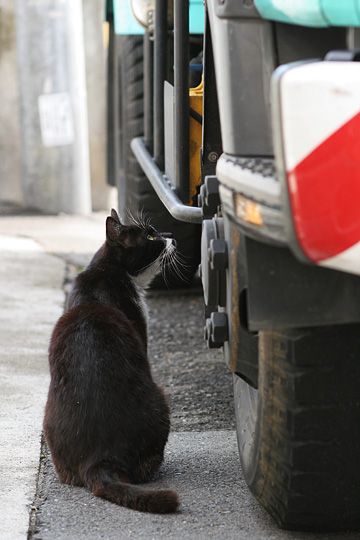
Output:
[105, 0, 360, 531]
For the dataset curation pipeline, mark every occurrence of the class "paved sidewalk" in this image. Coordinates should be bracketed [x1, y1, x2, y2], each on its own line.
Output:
[0, 235, 64, 540]
[2, 214, 358, 540]
[0, 213, 106, 266]
[0, 214, 106, 540]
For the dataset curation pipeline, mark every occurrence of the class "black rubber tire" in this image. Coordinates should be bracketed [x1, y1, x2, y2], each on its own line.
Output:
[234, 324, 360, 531]
[106, 20, 119, 188]
[110, 33, 200, 287]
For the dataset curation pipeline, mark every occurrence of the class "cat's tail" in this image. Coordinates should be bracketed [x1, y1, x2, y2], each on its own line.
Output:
[86, 468, 179, 513]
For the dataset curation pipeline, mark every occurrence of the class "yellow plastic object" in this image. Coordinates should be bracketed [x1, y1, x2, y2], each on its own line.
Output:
[189, 79, 203, 204]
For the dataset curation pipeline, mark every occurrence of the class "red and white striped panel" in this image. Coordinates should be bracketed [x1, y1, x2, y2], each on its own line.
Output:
[278, 61, 360, 276]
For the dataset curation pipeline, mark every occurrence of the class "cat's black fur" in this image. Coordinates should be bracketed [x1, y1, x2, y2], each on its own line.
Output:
[44, 209, 179, 513]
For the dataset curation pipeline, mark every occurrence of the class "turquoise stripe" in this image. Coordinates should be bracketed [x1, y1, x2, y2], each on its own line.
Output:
[321, 0, 360, 26]
[254, 0, 328, 27]
[255, 0, 360, 27]
[113, 0, 204, 36]
[113, 0, 143, 35]
[190, 0, 205, 34]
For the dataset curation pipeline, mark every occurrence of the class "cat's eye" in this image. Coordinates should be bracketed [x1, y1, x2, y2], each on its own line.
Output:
[147, 234, 156, 241]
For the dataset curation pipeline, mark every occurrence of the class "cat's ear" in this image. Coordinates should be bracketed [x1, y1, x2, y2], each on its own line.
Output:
[106, 216, 125, 246]
[110, 208, 121, 224]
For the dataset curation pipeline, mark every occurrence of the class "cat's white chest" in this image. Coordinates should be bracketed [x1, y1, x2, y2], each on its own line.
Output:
[137, 289, 149, 323]
[132, 282, 149, 324]
[133, 260, 159, 288]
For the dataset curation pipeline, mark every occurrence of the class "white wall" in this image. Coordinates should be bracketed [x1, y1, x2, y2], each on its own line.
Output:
[0, 0, 113, 213]
[0, 0, 23, 209]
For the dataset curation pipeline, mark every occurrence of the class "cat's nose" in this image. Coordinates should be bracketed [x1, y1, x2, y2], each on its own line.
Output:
[172, 238, 177, 248]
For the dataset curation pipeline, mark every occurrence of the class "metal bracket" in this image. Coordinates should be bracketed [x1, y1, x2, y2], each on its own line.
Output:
[215, 0, 260, 19]
[131, 137, 203, 224]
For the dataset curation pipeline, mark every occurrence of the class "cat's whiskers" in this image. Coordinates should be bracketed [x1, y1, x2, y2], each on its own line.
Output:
[159, 243, 176, 288]
[125, 207, 138, 226]
[169, 258, 187, 282]
[126, 208, 152, 230]
[133, 233, 188, 289]
[160, 249, 169, 280]
[163, 248, 189, 284]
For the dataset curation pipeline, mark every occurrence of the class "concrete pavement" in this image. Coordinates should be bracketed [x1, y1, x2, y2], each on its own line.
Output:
[0, 213, 106, 266]
[30, 431, 360, 540]
[0, 213, 106, 540]
[0, 234, 64, 540]
[1, 213, 359, 539]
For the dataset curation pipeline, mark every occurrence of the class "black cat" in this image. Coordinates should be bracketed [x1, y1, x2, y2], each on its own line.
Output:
[44, 209, 179, 513]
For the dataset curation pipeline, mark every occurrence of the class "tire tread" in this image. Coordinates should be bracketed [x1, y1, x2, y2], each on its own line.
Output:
[252, 327, 360, 530]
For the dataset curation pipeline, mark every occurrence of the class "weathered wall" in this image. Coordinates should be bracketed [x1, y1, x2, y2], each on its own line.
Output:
[15, 0, 92, 215]
[0, 0, 22, 209]
[0, 0, 113, 213]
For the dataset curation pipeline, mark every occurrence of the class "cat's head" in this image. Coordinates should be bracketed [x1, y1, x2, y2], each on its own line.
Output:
[105, 209, 175, 287]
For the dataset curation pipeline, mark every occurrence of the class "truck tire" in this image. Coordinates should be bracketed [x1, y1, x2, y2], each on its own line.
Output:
[109, 32, 200, 287]
[234, 325, 360, 531]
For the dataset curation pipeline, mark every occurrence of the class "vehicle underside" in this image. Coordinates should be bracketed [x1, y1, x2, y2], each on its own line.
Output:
[107, 0, 360, 531]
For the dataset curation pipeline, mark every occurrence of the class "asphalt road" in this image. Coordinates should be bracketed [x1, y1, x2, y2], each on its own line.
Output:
[31, 289, 359, 540]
